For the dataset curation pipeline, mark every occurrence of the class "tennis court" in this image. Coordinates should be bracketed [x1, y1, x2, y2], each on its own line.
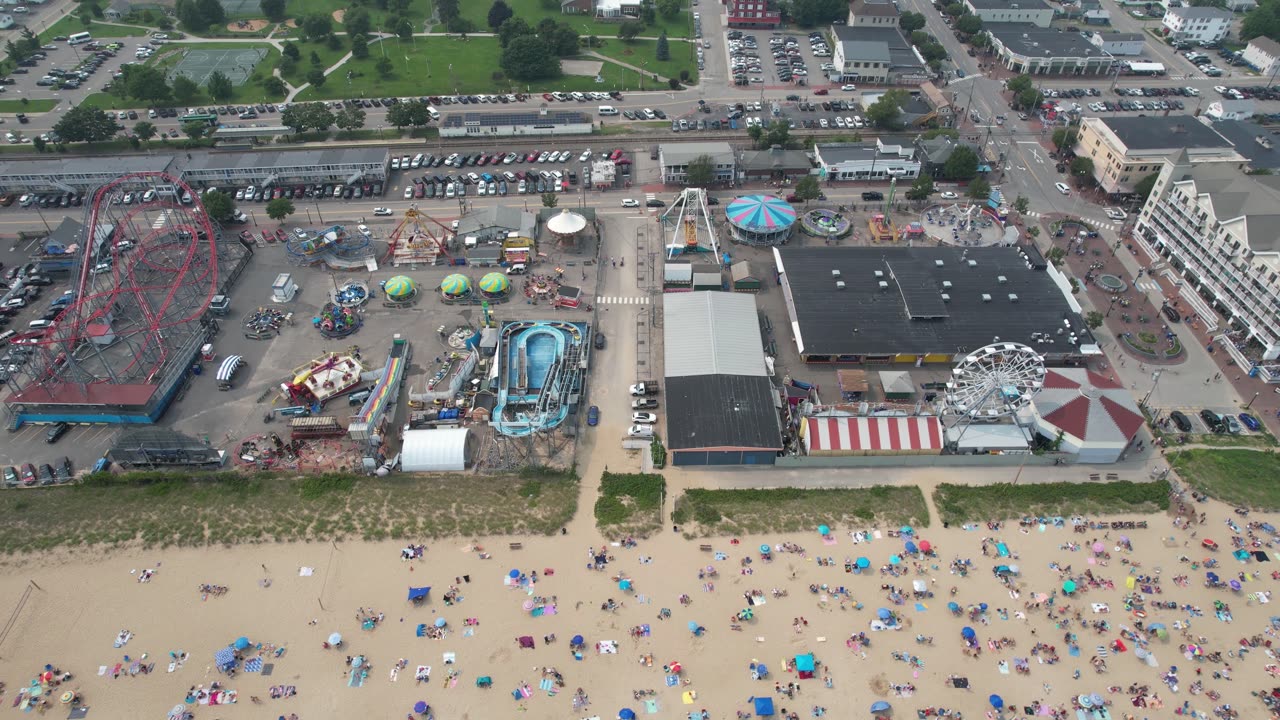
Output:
[217, 0, 261, 17]
[169, 47, 268, 87]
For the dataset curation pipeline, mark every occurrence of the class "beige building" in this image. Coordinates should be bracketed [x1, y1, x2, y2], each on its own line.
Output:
[1074, 116, 1242, 196]
[847, 0, 899, 27]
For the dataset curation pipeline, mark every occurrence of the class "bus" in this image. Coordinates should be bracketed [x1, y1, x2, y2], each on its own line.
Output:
[179, 113, 219, 125]
[67, 32, 92, 45]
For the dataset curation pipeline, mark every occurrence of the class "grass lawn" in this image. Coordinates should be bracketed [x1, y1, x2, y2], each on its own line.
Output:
[38, 17, 151, 43]
[277, 36, 352, 85]
[284, 0, 435, 27]
[0, 99, 59, 113]
[1169, 449, 1280, 510]
[932, 481, 1169, 525]
[81, 45, 282, 109]
[670, 486, 928, 537]
[295, 35, 659, 99]
[587, 37, 698, 83]
[459, 0, 691, 39]
[1188, 431, 1278, 448]
[0, 468, 577, 553]
[594, 472, 665, 538]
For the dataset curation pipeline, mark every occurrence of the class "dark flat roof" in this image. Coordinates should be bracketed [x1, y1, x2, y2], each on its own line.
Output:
[987, 24, 1107, 59]
[1206, 119, 1280, 170]
[665, 375, 782, 451]
[1100, 115, 1233, 151]
[779, 246, 1091, 356]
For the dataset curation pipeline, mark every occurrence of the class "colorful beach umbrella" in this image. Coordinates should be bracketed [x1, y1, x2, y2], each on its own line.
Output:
[440, 274, 471, 296]
[760, 544, 772, 554]
[620, 708, 637, 720]
[919, 540, 932, 553]
[818, 525, 830, 536]
[989, 695, 1004, 710]
[725, 195, 797, 232]
[856, 557, 870, 568]
[479, 272, 510, 295]
[384, 275, 416, 299]
[1063, 580, 1077, 594]
[414, 701, 429, 714]
[961, 627, 976, 639]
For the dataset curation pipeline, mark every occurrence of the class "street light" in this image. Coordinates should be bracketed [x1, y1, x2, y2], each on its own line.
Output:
[1105, 295, 1118, 317]
[1245, 391, 1260, 410]
[1140, 369, 1163, 408]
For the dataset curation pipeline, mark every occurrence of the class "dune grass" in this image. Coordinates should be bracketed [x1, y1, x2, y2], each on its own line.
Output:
[933, 480, 1169, 525]
[671, 486, 928, 538]
[1169, 449, 1280, 510]
[595, 472, 665, 538]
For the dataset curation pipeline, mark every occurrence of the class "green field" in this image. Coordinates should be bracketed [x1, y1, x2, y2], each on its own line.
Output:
[587, 37, 698, 83]
[294, 35, 667, 99]
[0, 99, 59, 113]
[81, 43, 282, 109]
[1170, 449, 1280, 510]
[671, 486, 929, 537]
[932, 481, 1169, 525]
[595, 472, 665, 538]
[459, 0, 692, 39]
[38, 17, 151, 43]
[282, 0, 435, 27]
[277, 37, 352, 85]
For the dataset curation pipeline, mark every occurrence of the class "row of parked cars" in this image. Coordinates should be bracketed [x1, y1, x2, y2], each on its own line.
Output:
[394, 149, 594, 172]
[227, 182, 385, 203]
[1089, 98, 1185, 113]
[1167, 409, 1262, 435]
[540, 91, 625, 104]
[2, 456, 74, 488]
[407, 170, 575, 200]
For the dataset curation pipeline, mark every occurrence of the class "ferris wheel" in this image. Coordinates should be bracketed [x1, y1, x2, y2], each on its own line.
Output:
[945, 343, 1046, 419]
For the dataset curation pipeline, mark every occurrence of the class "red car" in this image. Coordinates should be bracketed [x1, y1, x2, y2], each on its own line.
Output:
[274, 228, 288, 243]
[526, 151, 539, 162]
[542, 93, 555, 101]
[19, 463, 36, 486]
[814, 88, 829, 95]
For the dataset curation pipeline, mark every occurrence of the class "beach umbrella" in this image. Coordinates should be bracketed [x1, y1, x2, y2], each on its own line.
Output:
[1090, 694, 1104, 707]
[328, 633, 343, 645]
[961, 627, 976, 639]
[889, 555, 901, 565]
[352, 656, 364, 669]
[523, 599, 536, 611]
[905, 541, 918, 554]
[1229, 579, 1242, 592]
[619, 579, 633, 591]
[509, 569, 521, 579]
[1134, 647, 1149, 660]
[877, 608, 892, 620]
[818, 525, 830, 536]
[739, 608, 754, 621]
[1077, 695, 1092, 709]
[901, 526, 914, 536]
[947, 602, 960, 612]
[168, 705, 187, 719]
[59, 691, 75, 705]
[856, 557, 870, 568]
[1062, 580, 1077, 594]
[760, 544, 772, 554]
[233, 637, 250, 651]
[1092, 542, 1105, 554]
[754, 697, 776, 716]
[669, 661, 682, 674]
[620, 709, 637, 720]
[919, 540, 932, 553]
[870, 700, 892, 714]
[571, 635, 584, 646]
[688, 621, 701, 633]
[434, 617, 447, 628]
[414, 701, 429, 714]
[1206, 572, 1220, 583]
[979, 603, 989, 612]
[989, 695, 1004, 710]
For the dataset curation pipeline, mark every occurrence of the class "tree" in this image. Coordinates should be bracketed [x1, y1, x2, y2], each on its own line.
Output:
[132, 121, 157, 145]
[282, 41, 301, 61]
[656, 0, 679, 18]
[394, 17, 413, 39]
[685, 154, 715, 186]
[541, 192, 558, 208]
[487, 0, 513, 30]
[906, 175, 934, 200]
[794, 175, 821, 203]
[549, 25, 579, 56]
[350, 33, 370, 59]
[306, 67, 327, 86]
[656, 31, 669, 61]
[1070, 156, 1095, 186]
[32, 136, 46, 152]
[263, 76, 287, 97]
[1016, 88, 1043, 111]
[195, 0, 226, 26]
[437, 0, 460, 26]
[181, 120, 209, 139]
[944, 2, 965, 14]
[943, 145, 979, 180]
[375, 56, 394, 77]
[498, 17, 532, 47]
[345, 7, 373, 35]
[260, 0, 286, 21]
[1013, 195, 1029, 214]
[202, 190, 235, 223]
[788, 0, 846, 25]
[899, 10, 926, 32]
[1006, 74, 1033, 94]
[617, 19, 643, 41]
[865, 89, 906, 130]
[52, 105, 118, 142]
[966, 177, 991, 200]
[387, 100, 429, 128]
[206, 70, 233, 101]
[1241, 0, 1280, 40]
[309, 49, 323, 66]
[301, 13, 332, 39]
[970, 31, 990, 49]
[1085, 311, 1104, 330]
[335, 105, 366, 134]
[1134, 173, 1159, 202]
[955, 13, 982, 34]
[174, 0, 207, 30]
[500, 36, 560, 81]
[266, 197, 295, 222]
[757, 120, 791, 150]
[1052, 127, 1079, 152]
[123, 65, 171, 104]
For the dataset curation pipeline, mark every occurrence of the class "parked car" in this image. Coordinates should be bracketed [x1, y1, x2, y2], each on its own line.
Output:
[1239, 413, 1261, 432]
[587, 405, 599, 426]
[19, 463, 36, 486]
[632, 412, 658, 425]
[1161, 305, 1181, 323]
[45, 421, 69, 443]
[594, 332, 605, 349]
[1199, 409, 1223, 432]
[1170, 410, 1192, 432]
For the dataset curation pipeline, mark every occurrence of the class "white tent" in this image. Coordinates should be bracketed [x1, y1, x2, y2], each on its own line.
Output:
[400, 428, 472, 472]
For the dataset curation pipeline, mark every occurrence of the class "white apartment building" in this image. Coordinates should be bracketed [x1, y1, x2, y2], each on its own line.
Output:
[1241, 37, 1280, 78]
[1160, 6, 1232, 45]
[1136, 155, 1280, 377]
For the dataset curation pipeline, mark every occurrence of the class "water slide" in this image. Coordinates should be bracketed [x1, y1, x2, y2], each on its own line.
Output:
[348, 336, 410, 442]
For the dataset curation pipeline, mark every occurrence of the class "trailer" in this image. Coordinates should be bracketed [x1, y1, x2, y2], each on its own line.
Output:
[1125, 62, 1165, 76]
[290, 415, 346, 439]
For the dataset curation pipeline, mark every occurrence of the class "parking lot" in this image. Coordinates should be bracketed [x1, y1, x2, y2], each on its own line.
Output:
[726, 30, 831, 87]
[3, 38, 146, 117]
[1160, 406, 1268, 438]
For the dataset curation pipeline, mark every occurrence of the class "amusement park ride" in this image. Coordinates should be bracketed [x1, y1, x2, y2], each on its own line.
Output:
[386, 206, 455, 266]
[660, 188, 721, 260]
[281, 352, 367, 410]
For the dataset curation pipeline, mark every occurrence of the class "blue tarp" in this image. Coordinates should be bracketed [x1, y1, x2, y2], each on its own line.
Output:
[408, 586, 431, 601]
[754, 697, 775, 716]
[794, 654, 815, 673]
[213, 646, 236, 671]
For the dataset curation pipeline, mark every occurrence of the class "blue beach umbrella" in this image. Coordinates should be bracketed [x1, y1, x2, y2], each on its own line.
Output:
[760, 544, 772, 554]
[947, 602, 960, 612]
[509, 569, 520, 579]
[989, 695, 1004, 710]
[961, 627, 976, 640]
[870, 701, 892, 714]
[877, 608, 892, 620]
[620, 709, 637, 720]
[818, 525, 830, 536]
[856, 557, 870, 568]
[233, 637, 250, 651]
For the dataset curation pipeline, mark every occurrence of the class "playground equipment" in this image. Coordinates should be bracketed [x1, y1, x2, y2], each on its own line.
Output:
[333, 280, 370, 309]
[723, 194, 797, 247]
[386, 207, 454, 266]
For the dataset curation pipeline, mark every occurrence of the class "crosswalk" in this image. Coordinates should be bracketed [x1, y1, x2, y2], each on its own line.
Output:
[597, 296, 650, 305]
[1135, 281, 1162, 293]
[151, 210, 172, 229]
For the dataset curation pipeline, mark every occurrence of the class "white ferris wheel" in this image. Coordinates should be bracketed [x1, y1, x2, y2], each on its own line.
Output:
[945, 342, 1046, 420]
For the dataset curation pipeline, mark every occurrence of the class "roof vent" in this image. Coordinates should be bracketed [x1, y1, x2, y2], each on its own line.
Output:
[1008, 293, 1019, 302]
[934, 259, 945, 267]
[940, 293, 951, 302]
[997, 275, 1008, 284]
[942, 280, 952, 288]
[878, 281, 889, 290]
[836, 280, 846, 290]
[982, 293, 992, 302]
[967, 259, 978, 267]
[832, 269, 842, 278]
[874, 270, 884, 278]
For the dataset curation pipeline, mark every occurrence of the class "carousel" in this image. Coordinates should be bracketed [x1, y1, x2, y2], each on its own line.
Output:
[333, 279, 370, 308]
[312, 302, 362, 338]
[521, 274, 561, 304]
[546, 209, 587, 246]
[382, 275, 419, 305]
[725, 194, 797, 246]
[440, 274, 472, 301]
[478, 272, 511, 300]
[799, 208, 853, 241]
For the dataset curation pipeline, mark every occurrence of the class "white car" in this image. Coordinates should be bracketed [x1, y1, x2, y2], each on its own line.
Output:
[1055, 182, 1071, 195]
[1105, 207, 1127, 221]
[293, 227, 308, 238]
[579, 150, 592, 162]
[404, 186, 414, 199]
[627, 425, 654, 438]
[939, 191, 958, 200]
[357, 224, 372, 236]
[621, 198, 640, 208]
[632, 412, 658, 424]
[373, 207, 393, 216]
[840, 84, 857, 91]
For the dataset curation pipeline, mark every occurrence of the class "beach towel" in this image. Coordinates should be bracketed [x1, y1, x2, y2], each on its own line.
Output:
[416, 666, 431, 681]
[348, 669, 365, 687]
[540, 679, 555, 692]
[449, 676, 459, 689]
[666, 675, 680, 687]
[873, 531, 883, 540]
[997, 661, 1009, 675]
[1068, 646, 1080, 657]
[299, 567, 314, 577]
[682, 691, 697, 705]
[98, 666, 108, 676]
[261, 663, 274, 677]
[636, 595, 650, 604]
[703, 583, 714, 593]
[822, 536, 838, 546]
[389, 667, 399, 682]
[597, 641, 617, 654]
[167, 662, 176, 673]
[417, 624, 427, 637]
[1095, 646, 1108, 658]
[444, 652, 456, 664]
[715, 552, 728, 561]
[915, 603, 927, 612]
[645, 699, 660, 714]
[519, 685, 533, 698]
[243, 657, 263, 673]
[464, 628, 475, 637]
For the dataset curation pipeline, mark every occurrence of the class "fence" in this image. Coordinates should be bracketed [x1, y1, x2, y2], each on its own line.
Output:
[776, 454, 1065, 470]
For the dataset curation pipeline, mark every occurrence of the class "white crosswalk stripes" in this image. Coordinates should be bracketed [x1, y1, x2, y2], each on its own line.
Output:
[597, 296, 650, 305]
[1136, 281, 1161, 293]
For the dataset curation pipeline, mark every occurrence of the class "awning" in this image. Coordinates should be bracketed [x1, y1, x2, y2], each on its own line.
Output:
[216, 355, 242, 382]
[803, 416, 943, 454]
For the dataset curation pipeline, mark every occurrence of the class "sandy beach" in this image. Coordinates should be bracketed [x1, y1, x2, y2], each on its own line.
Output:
[0, 484, 1271, 720]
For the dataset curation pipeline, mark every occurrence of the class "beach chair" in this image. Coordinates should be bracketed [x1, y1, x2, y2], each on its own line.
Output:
[699, 544, 713, 552]
[509, 542, 523, 550]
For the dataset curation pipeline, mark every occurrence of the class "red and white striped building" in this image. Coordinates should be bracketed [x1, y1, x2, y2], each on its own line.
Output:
[801, 416, 944, 456]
